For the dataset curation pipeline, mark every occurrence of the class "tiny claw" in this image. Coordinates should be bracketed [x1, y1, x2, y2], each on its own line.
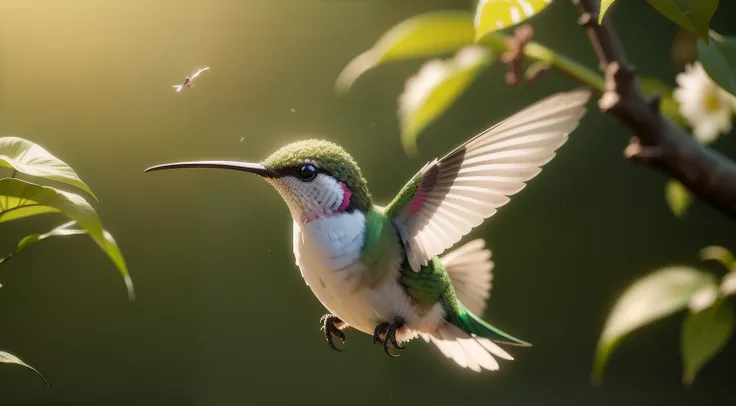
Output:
[326, 334, 342, 352]
[383, 323, 399, 357]
[383, 341, 399, 358]
[374, 318, 405, 358]
[373, 323, 388, 344]
[333, 328, 346, 343]
[321, 314, 346, 352]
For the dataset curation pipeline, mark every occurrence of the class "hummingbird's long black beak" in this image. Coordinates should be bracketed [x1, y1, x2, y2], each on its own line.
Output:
[144, 161, 281, 178]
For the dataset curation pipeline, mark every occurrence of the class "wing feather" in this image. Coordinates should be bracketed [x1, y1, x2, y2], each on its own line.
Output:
[386, 90, 591, 271]
[192, 66, 210, 79]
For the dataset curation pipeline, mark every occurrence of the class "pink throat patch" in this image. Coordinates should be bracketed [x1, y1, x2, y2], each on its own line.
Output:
[337, 182, 352, 212]
[304, 182, 353, 224]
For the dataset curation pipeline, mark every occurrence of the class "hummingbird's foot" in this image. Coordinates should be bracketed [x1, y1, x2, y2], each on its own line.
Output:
[372, 318, 406, 358]
[320, 314, 346, 352]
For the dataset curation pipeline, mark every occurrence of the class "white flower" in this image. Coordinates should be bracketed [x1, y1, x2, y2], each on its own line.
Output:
[673, 61, 736, 144]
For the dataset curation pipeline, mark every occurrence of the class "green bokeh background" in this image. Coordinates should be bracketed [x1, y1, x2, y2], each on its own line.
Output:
[1, 1, 734, 405]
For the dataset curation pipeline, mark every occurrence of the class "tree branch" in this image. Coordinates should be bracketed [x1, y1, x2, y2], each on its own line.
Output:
[482, 31, 605, 92]
[572, 0, 736, 220]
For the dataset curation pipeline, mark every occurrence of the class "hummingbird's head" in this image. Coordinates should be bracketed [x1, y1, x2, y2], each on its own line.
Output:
[145, 139, 372, 223]
[260, 139, 372, 222]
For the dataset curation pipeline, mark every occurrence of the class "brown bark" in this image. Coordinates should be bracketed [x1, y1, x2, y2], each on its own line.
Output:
[572, 0, 736, 220]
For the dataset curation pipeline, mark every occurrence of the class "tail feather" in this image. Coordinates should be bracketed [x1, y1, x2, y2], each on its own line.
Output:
[440, 238, 493, 316]
[420, 324, 513, 372]
[172, 84, 184, 92]
[461, 309, 531, 347]
[423, 238, 529, 372]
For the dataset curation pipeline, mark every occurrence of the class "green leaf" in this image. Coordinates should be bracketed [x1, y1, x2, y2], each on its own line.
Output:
[0, 136, 97, 201]
[335, 11, 475, 93]
[697, 33, 736, 97]
[0, 221, 87, 265]
[0, 351, 48, 386]
[599, 1, 617, 24]
[0, 178, 134, 299]
[647, 0, 719, 43]
[637, 76, 688, 127]
[698, 245, 735, 271]
[398, 46, 494, 155]
[592, 266, 716, 385]
[681, 299, 734, 386]
[666, 179, 693, 217]
[474, 0, 554, 41]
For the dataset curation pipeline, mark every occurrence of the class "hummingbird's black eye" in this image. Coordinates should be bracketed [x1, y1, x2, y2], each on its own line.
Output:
[297, 164, 318, 182]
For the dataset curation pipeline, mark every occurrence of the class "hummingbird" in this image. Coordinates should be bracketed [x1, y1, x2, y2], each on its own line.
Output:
[172, 67, 210, 92]
[145, 89, 591, 372]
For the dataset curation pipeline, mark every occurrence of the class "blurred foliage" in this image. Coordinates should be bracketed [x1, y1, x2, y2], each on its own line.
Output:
[697, 32, 736, 97]
[646, 0, 719, 43]
[335, 0, 734, 221]
[700, 245, 736, 271]
[593, 246, 736, 386]
[600, 0, 718, 40]
[335, 8, 603, 156]
[665, 179, 693, 217]
[334, 11, 475, 93]
[0, 221, 87, 265]
[0, 137, 98, 200]
[681, 297, 733, 386]
[591, 265, 715, 383]
[398, 46, 494, 154]
[0, 352, 47, 387]
[474, 0, 553, 42]
[599, 0, 615, 23]
[0, 136, 134, 385]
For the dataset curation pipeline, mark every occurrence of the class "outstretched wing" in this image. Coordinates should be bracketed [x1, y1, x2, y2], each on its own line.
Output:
[384, 90, 591, 272]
